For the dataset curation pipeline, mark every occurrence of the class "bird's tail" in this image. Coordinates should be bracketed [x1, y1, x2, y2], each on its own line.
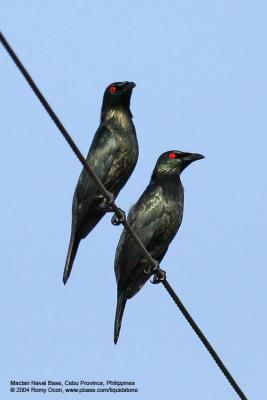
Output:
[114, 293, 127, 344]
[63, 233, 80, 285]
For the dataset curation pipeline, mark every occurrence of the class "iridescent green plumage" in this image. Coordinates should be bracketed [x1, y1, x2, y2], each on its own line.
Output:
[63, 82, 138, 284]
[114, 150, 204, 343]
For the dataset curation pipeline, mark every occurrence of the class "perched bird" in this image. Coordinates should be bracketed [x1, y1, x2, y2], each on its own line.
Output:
[63, 81, 138, 285]
[114, 150, 204, 343]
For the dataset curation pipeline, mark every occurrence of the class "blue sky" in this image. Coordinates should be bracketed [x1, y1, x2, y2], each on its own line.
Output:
[1, 1, 267, 399]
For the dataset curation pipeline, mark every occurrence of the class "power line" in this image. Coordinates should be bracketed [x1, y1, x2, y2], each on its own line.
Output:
[162, 280, 248, 399]
[0, 31, 248, 400]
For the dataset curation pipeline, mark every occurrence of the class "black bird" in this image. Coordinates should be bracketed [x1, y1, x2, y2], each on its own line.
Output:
[114, 150, 204, 343]
[63, 81, 138, 285]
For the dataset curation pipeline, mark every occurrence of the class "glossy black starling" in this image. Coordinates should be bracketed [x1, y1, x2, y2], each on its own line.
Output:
[114, 150, 204, 343]
[63, 81, 138, 285]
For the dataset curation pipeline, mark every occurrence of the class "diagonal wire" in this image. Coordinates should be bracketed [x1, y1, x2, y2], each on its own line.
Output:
[0, 31, 248, 400]
[162, 280, 248, 400]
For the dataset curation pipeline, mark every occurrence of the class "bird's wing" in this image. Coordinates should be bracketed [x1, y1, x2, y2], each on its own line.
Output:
[75, 125, 118, 204]
[115, 182, 164, 284]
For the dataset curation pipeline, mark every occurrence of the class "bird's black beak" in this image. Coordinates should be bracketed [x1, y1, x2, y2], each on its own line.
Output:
[186, 153, 205, 162]
[122, 81, 136, 91]
[180, 153, 204, 172]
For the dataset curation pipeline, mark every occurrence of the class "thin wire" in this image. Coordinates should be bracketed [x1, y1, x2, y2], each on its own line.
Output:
[162, 280, 248, 400]
[0, 31, 248, 400]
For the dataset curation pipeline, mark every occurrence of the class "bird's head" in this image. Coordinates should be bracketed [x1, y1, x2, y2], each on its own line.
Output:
[102, 81, 136, 113]
[151, 150, 204, 179]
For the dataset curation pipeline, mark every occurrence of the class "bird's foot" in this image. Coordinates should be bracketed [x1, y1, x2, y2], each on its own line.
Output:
[151, 267, 166, 284]
[99, 192, 115, 211]
[148, 263, 166, 284]
[111, 209, 126, 226]
[144, 261, 166, 283]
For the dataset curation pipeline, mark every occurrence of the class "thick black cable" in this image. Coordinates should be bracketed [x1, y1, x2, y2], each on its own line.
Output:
[0, 31, 248, 400]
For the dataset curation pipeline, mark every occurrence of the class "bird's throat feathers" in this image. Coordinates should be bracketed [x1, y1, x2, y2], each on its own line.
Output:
[151, 165, 183, 182]
[101, 107, 133, 129]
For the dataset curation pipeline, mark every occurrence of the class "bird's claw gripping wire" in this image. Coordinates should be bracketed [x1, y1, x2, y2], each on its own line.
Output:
[150, 266, 166, 284]
[111, 209, 126, 226]
[99, 192, 115, 211]
[97, 191, 126, 224]
[151, 268, 166, 284]
[144, 261, 167, 283]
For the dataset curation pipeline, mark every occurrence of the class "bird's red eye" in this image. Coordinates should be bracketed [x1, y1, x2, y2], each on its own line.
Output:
[168, 152, 177, 159]
[110, 85, 118, 94]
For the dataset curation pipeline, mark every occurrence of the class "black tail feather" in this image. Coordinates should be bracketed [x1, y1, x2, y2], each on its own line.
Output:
[63, 233, 80, 285]
[114, 294, 127, 344]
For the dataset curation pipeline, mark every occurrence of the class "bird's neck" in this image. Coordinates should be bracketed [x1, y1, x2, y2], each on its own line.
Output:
[101, 106, 133, 126]
[151, 168, 182, 183]
[151, 173, 182, 190]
